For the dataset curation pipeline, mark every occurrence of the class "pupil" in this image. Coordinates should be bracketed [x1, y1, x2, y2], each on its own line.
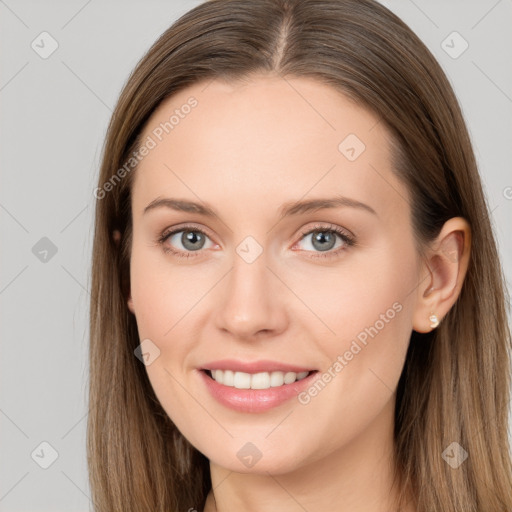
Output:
[313, 231, 335, 251]
[183, 231, 204, 250]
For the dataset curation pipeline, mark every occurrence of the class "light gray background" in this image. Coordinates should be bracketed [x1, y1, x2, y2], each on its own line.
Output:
[1, 0, 511, 510]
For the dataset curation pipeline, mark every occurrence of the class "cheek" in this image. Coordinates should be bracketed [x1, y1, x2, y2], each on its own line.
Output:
[297, 245, 415, 357]
[129, 241, 204, 339]
[299, 243, 416, 406]
[128, 247, 203, 431]
[128, 245, 215, 410]
[280, 270, 415, 464]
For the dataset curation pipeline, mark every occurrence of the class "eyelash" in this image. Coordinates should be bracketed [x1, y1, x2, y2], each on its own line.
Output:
[156, 223, 356, 260]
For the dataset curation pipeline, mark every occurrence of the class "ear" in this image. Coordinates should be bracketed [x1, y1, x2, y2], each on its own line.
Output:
[412, 217, 471, 333]
[113, 229, 135, 314]
[127, 293, 135, 314]
[113, 229, 121, 245]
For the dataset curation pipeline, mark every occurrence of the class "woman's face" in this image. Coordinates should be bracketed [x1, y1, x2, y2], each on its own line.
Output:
[127, 74, 423, 474]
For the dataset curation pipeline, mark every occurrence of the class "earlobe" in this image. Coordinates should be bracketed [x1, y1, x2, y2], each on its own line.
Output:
[127, 294, 135, 314]
[113, 229, 121, 245]
[412, 217, 471, 334]
[114, 229, 133, 314]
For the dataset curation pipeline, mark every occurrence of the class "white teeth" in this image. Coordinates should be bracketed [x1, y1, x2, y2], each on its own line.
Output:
[284, 371, 297, 384]
[209, 369, 310, 389]
[233, 371, 251, 389]
[251, 372, 270, 389]
[222, 369, 234, 386]
[270, 371, 284, 387]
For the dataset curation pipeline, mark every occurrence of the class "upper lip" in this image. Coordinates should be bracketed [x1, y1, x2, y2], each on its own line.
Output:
[200, 359, 316, 374]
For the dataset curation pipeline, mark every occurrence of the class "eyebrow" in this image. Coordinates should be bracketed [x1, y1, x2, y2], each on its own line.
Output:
[143, 195, 377, 219]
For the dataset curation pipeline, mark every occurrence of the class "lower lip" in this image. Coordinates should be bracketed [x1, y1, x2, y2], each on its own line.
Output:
[198, 369, 318, 413]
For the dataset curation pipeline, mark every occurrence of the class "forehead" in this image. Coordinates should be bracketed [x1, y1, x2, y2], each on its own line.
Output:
[131, 74, 407, 221]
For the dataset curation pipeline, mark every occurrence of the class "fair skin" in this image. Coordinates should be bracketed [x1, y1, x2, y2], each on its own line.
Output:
[125, 74, 470, 512]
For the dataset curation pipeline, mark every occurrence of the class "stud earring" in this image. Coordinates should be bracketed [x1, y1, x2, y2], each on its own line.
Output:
[429, 313, 439, 329]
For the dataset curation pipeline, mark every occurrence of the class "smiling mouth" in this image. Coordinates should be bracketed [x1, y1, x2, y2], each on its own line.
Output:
[203, 369, 317, 390]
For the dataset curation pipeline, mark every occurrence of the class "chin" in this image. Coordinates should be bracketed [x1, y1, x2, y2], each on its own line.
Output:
[205, 443, 312, 476]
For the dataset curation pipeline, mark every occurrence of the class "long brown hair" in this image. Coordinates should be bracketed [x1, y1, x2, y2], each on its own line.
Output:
[88, 0, 512, 510]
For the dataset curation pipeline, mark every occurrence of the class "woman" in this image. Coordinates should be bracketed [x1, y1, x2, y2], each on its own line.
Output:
[88, 0, 512, 510]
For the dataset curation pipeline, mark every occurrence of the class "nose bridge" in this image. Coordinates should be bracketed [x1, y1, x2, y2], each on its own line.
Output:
[215, 238, 287, 337]
[231, 246, 268, 303]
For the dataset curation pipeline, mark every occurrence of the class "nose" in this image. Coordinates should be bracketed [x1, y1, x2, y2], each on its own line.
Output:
[214, 247, 289, 340]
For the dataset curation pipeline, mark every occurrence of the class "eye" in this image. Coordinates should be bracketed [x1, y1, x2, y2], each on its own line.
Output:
[157, 224, 215, 259]
[157, 222, 355, 260]
[293, 223, 355, 259]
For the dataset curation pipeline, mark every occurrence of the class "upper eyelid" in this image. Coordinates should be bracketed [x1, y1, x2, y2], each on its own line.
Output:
[298, 222, 354, 238]
[161, 223, 215, 242]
